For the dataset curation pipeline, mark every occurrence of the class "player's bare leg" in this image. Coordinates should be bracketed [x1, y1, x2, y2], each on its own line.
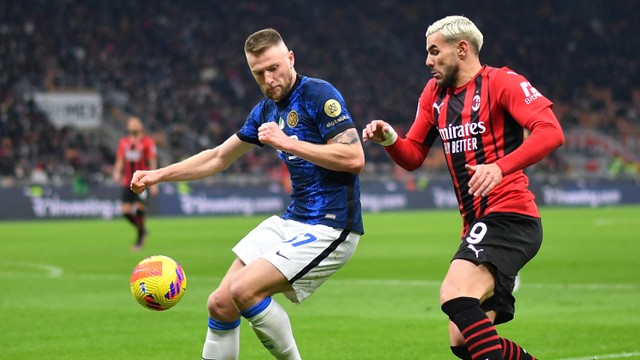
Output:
[202, 259, 244, 360]
[229, 258, 302, 360]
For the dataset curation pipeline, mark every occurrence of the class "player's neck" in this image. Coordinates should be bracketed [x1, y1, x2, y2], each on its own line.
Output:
[454, 62, 483, 89]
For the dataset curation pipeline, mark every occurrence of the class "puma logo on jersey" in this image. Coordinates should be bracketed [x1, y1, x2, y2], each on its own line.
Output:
[467, 244, 484, 258]
[433, 102, 444, 114]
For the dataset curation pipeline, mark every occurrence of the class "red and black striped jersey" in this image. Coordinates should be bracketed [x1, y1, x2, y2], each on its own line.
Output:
[386, 65, 563, 236]
[116, 135, 157, 186]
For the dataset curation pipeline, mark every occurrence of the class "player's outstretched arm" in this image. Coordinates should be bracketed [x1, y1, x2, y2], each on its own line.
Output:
[362, 119, 431, 171]
[130, 135, 254, 194]
[362, 120, 398, 145]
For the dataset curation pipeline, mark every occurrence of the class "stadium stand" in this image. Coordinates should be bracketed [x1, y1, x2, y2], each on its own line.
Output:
[0, 0, 638, 187]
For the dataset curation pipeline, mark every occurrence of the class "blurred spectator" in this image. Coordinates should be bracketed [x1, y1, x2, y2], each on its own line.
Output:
[0, 0, 638, 186]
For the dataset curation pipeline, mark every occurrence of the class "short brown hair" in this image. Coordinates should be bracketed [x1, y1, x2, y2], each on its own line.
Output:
[244, 28, 284, 55]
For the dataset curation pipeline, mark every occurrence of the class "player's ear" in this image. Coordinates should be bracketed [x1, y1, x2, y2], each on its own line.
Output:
[457, 40, 469, 58]
[288, 50, 295, 68]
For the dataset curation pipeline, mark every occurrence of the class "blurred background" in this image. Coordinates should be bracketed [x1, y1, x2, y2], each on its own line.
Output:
[1, 0, 638, 219]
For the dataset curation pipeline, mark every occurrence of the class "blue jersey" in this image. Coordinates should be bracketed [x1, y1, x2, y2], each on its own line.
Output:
[236, 76, 363, 234]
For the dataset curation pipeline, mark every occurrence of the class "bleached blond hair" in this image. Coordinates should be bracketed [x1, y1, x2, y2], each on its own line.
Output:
[426, 15, 484, 54]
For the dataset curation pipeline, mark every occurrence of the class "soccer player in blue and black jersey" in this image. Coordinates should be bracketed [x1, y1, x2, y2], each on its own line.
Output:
[131, 28, 364, 360]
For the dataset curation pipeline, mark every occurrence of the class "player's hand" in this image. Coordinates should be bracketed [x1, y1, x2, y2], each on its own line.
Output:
[465, 163, 503, 197]
[258, 122, 292, 151]
[362, 120, 397, 146]
[130, 170, 159, 195]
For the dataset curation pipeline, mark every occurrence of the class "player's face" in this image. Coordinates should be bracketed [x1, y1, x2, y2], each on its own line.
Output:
[127, 118, 144, 139]
[247, 43, 295, 102]
[426, 32, 460, 89]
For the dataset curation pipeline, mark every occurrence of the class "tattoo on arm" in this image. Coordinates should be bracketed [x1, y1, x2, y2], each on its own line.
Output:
[330, 128, 360, 145]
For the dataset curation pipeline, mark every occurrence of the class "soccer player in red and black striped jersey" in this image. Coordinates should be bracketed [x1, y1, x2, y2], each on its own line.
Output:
[112, 116, 157, 251]
[363, 15, 564, 360]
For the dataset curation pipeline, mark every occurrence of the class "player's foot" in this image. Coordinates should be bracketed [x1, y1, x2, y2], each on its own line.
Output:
[131, 229, 147, 252]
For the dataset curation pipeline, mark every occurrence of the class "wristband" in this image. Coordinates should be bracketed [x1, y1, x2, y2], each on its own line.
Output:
[379, 126, 398, 146]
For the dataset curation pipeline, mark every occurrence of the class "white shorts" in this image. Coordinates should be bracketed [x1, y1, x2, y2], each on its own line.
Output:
[232, 216, 360, 303]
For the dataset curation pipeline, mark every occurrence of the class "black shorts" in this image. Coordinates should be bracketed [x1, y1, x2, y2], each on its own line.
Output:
[120, 186, 147, 204]
[452, 212, 543, 325]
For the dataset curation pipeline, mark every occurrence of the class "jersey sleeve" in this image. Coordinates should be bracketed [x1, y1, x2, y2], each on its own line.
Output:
[236, 101, 267, 147]
[308, 81, 355, 141]
[494, 68, 553, 128]
[493, 69, 564, 174]
[406, 83, 439, 146]
[144, 137, 157, 159]
[115, 138, 126, 159]
[495, 107, 564, 175]
[385, 83, 438, 171]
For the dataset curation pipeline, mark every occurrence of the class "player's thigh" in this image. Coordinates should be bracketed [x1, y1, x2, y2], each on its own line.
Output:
[121, 202, 133, 213]
[134, 200, 146, 211]
[440, 259, 495, 304]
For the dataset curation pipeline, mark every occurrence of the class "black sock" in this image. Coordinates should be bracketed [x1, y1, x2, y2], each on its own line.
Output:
[452, 338, 536, 360]
[500, 338, 536, 360]
[134, 209, 146, 232]
[442, 297, 503, 360]
[123, 213, 136, 225]
[451, 345, 472, 360]
[132, 210, 146, 245]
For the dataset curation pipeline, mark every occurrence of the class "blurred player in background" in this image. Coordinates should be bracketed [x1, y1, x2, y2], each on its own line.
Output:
[112, 116, 158, 251]
[130, 28, 364, 360]
[363, 15, 563, 360]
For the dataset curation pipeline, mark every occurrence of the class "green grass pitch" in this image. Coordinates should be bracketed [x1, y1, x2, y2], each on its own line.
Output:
[1, 206, 639, 359]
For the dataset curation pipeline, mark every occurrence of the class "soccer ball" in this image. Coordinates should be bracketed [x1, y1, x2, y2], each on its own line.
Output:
[130, 255, 187, 311]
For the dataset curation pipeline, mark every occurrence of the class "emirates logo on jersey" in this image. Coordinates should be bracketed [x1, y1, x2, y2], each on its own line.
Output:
[438, 122, 487, 141]
[440, 122, 487, 155]
[125, 149, 142, 161]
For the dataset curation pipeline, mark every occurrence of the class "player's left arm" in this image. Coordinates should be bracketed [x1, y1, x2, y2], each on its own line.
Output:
[467, 107, 564, 196]
[112, 139, 124, 183]
[494, 107, 564, 175]
[467, 73, 564, 197]
[258, 122, 364, 174]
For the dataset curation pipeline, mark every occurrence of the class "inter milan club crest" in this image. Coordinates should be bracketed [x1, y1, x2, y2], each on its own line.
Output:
[287, 110, 299, 128]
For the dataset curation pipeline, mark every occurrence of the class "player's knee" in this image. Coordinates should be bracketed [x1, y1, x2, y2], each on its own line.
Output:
[439, 281, 460, 305]
[207, 290, 238, 321]
[227, 278, 256, 309]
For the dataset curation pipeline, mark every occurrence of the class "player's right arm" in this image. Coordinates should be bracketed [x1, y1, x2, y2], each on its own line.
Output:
[112, 139, 125, 183]
[130, 134, 254, 194]
[363, 85, 436, 171]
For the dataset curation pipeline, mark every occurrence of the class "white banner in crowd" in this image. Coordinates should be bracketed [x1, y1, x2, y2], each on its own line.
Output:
[33, 92, 103, 129]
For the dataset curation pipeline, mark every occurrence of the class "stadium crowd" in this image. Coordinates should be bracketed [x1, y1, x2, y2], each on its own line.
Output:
[1, 0, 638, 187]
